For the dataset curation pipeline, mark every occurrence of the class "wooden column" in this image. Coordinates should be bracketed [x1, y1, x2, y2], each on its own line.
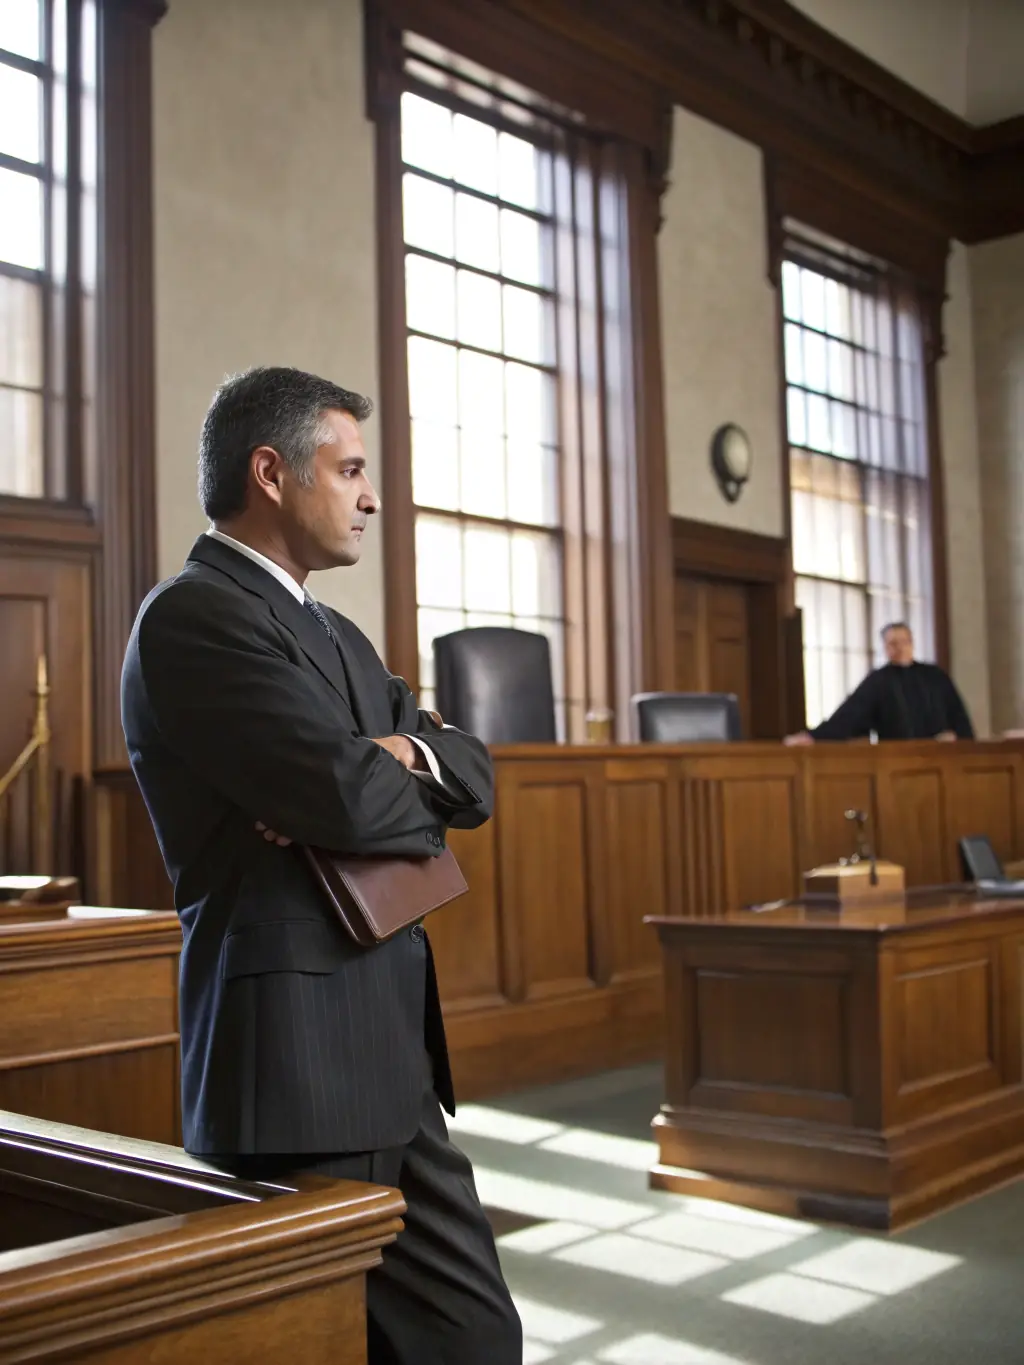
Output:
[92, 0, 166, 766]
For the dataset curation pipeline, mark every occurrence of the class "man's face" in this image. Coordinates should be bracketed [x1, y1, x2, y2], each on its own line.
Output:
[883, 627, 914, 666]
[278, 409, 379, 569]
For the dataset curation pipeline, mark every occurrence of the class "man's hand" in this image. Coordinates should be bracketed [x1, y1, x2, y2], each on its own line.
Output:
[784, 731, 815, 746]
[255, 821, 292, 846]
[372, 734, 425, 771]
[935, 730, 957, 742]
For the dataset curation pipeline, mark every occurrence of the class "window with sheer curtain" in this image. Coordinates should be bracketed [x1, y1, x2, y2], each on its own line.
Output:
[0, 0, 95, 502]
[399, 81, 565, 724]
[781, 227, 934, 730]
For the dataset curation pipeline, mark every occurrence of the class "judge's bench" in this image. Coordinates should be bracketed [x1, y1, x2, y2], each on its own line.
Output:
[91, 736, 1024, 1100]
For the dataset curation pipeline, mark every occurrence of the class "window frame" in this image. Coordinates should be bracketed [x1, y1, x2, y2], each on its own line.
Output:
[766, 160, 951, 733]
[366, 0, 676, 738]
[0, 0, 90, 508]
[779, 237, 939, 727]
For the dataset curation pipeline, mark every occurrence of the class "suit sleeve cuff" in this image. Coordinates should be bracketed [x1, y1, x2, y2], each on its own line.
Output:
[402, 734, 450, 791]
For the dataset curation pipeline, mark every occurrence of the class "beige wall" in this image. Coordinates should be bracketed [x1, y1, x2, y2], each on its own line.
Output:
[152, 0, 386, 650]
[972, 232, 1024, 731]
[659, 108, 784, 538]
[940, 242, 991, 734]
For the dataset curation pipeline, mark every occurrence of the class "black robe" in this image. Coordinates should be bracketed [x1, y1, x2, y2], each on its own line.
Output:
[812, 662, 974, 742]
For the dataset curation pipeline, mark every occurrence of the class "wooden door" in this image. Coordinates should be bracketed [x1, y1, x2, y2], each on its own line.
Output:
[672, 574, 752, 736]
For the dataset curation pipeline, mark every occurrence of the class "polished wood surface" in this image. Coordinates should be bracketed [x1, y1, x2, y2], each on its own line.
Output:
[91, 739, 1024, 1101]
[0, 1110, 403, 1363]
[648, 891, 1024, 1229]
[0, 908, 181, 1144]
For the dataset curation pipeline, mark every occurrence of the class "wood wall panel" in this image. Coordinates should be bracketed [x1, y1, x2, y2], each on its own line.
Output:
[944, 755, 1024, 869]
[878, 768, 946, 884]
[720, 776, 799, 909]
[0, 553, 92, 877]
[604, 770, 673, 982]
[92, 739, 1024, 1101]
[500, 771, 594, 1001]
[431, 823, 503, 1008]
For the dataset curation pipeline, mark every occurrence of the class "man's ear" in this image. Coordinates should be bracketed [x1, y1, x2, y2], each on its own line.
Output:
[251, 445, 285, 503]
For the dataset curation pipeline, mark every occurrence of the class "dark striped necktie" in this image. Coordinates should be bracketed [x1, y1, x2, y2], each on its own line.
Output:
[303, 595, 335, 641]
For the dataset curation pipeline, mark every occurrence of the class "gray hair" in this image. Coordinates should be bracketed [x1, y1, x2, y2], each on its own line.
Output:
[198, 365, 372, 521]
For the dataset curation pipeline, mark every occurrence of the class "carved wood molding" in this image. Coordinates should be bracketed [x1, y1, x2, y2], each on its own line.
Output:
[498, 0, 1022, 244]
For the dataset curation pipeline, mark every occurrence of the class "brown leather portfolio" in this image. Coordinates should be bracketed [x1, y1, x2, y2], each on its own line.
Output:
[303, 845, 468, 947]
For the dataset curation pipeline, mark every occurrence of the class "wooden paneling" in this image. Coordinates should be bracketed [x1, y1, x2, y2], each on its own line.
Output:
[506, 775, 593, 1001]
[92, 739, 1024, 1103]
[604, 767, 675, 982]
[652, 894, 1024, 1229]
[673, 575, 753, 736]
[431, 822, 503, 1008]
[0, 1044, 178, 1145]
[879, 767, 946, 886]
[0, 1110, 403, 1364]
[0, 911, 181, 1143]
[887, 938, 1001, 1125]
[671, 519, 792, 740]
[0, 553, 92, 877]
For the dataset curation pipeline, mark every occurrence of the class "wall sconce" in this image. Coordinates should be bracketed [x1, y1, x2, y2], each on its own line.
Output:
[710, 423, 752, 504]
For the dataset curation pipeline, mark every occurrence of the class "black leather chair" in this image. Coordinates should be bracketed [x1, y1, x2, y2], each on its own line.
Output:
[433, 627, 557, 744]
[631, 691, 742, 743]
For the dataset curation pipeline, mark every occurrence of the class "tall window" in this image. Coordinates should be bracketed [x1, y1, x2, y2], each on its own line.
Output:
[1, 3, 50, 497]
[399, 67, 564, 724]
[0, 0, 94, 503]
[781, 225, 934, 729]
[370, 23, 670, 742]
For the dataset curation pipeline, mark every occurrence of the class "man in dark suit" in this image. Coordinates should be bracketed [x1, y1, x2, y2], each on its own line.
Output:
[121, 366, 521, 1364]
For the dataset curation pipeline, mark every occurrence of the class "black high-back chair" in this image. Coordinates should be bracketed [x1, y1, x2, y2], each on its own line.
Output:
[433, 628, 557, 744]
[631, 691, 742, 743]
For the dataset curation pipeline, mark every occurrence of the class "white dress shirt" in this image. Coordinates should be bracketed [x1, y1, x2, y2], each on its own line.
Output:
[205, 529, 447, 787]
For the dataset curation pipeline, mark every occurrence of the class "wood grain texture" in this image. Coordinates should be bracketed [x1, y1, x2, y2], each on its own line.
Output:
[671, 518, 791, 740]
[0, 554, 92, 877]
[0, 1111, 402, 1364]
[0, 911, 181, 1143]
[651, 893, 1024, 1229]
[92, 740, 1024, 1101]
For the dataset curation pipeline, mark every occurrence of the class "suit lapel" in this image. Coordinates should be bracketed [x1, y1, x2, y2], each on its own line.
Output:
[187, 536, 353, 711]
[331, 616, 390, 736]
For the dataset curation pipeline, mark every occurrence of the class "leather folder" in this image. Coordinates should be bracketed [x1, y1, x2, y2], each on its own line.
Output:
[304, 844, 468, 947]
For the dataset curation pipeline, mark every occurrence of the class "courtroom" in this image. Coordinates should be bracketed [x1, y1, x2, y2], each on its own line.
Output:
[1, 0, 1023, 1362]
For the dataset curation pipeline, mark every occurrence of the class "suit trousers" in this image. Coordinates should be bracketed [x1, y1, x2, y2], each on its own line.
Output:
[212, 1089, 522, 1365]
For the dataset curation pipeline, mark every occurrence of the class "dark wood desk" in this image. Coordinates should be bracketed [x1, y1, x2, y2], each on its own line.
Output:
[93, 739, 1024, 1100]
[0, 907, 182, 1143]
[0, 1110, 403, 1363]
[648, 891, 1024, 1230]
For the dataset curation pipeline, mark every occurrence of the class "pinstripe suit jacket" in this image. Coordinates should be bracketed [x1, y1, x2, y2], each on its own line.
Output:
[120, 535, 493, 1155]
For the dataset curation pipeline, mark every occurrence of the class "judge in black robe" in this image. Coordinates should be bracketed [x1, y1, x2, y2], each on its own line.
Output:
[787, 621, 974, 744]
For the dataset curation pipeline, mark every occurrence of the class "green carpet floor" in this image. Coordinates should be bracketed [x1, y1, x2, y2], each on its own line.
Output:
[451, 1064, 1024, 1365]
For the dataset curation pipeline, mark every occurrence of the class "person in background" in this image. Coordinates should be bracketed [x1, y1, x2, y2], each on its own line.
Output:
[785, 621, 974, 746]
